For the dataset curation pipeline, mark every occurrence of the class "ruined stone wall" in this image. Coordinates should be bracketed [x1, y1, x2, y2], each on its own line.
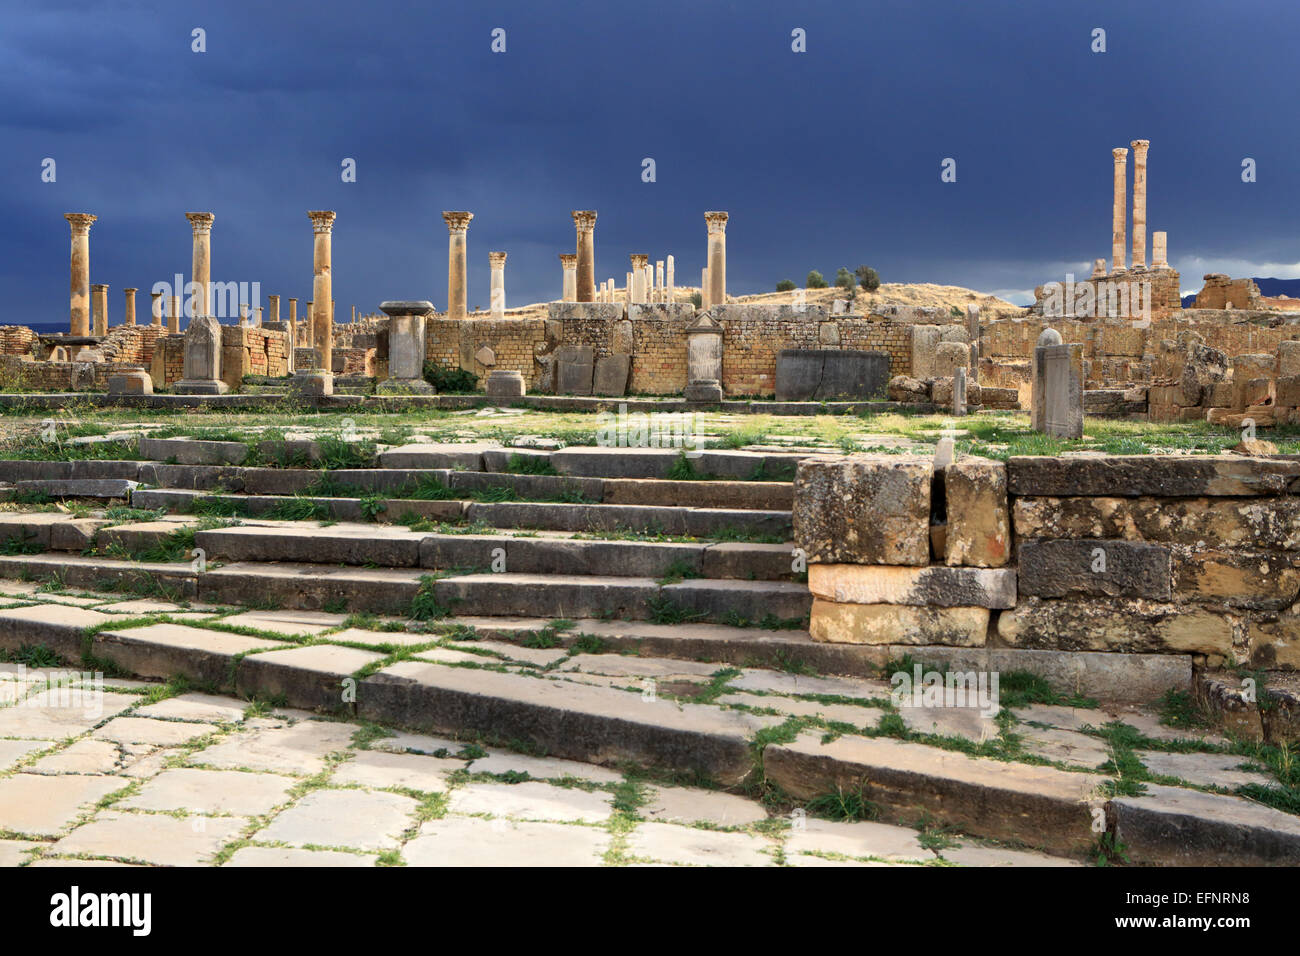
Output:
[218, 326, 290, 391]
[0, 355, 148, 391]
[426, 316, 550, 389]
[794, 453, 1300, 683]
[150, 336, 185, 387]
[1194, 274, 1263, 310]
[0, 327, 39, 356]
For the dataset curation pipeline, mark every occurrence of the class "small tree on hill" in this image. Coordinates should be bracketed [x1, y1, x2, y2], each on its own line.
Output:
[835, 268, 855, 290]
[806, 270, 828, 289]
[855, 265, 881, 292]
[775, 279, 796, 292]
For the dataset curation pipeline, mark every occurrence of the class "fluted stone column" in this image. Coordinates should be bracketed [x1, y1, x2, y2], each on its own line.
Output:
[169, 295, 181, 333]
[186, 212, 214, 319]
[630, 255, 649, 303]
[65, 214, 96, 336]
[150, 292, 163, 327]
[308, 211, 336, 374]
[666, 255, 675, 304]
[705, 211, 728, 306]
[1152, 231, 1168, 269]
[1131, 140, 1149, 270]
[123, 288, 137, 327]
[443, 212, 472, 319]
[91, 285, 108, 335]
[1111, 149, 1127, 273]
[573, 210, 597, 302]
[559, 253, 577, 302]
[489, 251, 507, 317]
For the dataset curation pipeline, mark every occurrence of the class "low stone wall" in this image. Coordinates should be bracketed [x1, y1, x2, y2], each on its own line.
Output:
[794, 452, 1300, 684]
[426, 316, 550, 389]
[0, 354, 146, 391]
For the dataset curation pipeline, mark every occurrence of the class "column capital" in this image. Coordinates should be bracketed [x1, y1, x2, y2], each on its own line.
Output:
[488, 251, 508, 266]
[1111, 148, 1128, 162]
[630, 253, 649, 268]
[124, 288, 138, 295]
[1130, 139, 1150, 153]
[91, 283, 109, 291]
[185, 211, 215, 234]
[308, 210, 337, 233]
[559, 253, 577, 267]
[64, 213, 97, 235]
[572, 210, 597, 231]
[704, 211, 729, 232]
[443, 211, 473, 233]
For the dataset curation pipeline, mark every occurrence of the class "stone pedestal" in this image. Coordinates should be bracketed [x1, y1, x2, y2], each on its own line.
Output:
[1031, 329, 1083, 439]
[174, 314, 228, 394]
[573, 210, 597, 302]
[65, 213, 96, 336]
[376, 300, 435, 393]
[486, 369, 526, 399]
[290, 368, 333, 398]
[444, 211, 472, 318]
[108, 368, 152, 395]
[686, 314, 724, 400]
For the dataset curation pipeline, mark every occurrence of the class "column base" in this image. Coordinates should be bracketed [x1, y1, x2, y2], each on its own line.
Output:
[173, 379, 229, 395]
[376, 377, 435, 395]
[290, 370, 333, 397]
[684, 380, 724, 402]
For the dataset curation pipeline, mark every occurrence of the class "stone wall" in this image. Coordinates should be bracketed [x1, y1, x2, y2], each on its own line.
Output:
[0, 327, 39, 356]
[1194, 274, 1263, 311]
[220, 326, 290, 390]
[794, 452, 1300, 678]
[426, 316, 551, 389]
[0, 354, 147, 391]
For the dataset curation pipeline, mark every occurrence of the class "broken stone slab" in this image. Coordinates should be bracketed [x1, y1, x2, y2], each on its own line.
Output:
[1018, 539, 1172, 600]
[555, 346, 595, 395]
[359, 661, 780, 784]
[12, 478, 138, 500]
[997, 597, 1233, 656]
[808, 564, 1015, 609]
[765, 732, 1102, 857]
[809, 599, 989, 646]
[943, 457, 1010, 568]
[794, 455, 931, 566]
[1110, 783, 1300, 866]
[1008, 454, 1300, 497]
[138, 437, 248, 466]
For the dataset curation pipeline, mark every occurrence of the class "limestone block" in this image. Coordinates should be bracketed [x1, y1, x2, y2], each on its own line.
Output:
[593, 354, 631, 397]
[910, 325, 940, 379]
[1006, 454, 1300, 497]
[1172, 549, 1300, 611]
[774, 349, 890, 402]
[485, 369, 525, 399]
[1278, 376, 1300, 408]
[1018, 540, 1172, 600]
[887, 375, 929, 404]
[944, 457, 1009, 567]
[555, 346, 594, 395]
[793, 455, 931, 566]
[107, 369, 152, 395]
[1279, 340, 1300, 377]
[808, 564, 1016, 608]
[809, 599, 988, 646]
[997, 597, 1233, 656]
[934, 341, 969, 380]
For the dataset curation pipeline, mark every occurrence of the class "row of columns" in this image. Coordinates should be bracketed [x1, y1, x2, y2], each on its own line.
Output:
[1109, 140, 1167, 273]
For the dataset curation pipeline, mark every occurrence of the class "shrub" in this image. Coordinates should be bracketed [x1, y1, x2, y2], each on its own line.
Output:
[835, 268, 855, 290]
[689, 292, 703, 308]
[855, 265, 881, 291]
[422, 362, 478, 393]
[806, 270, 828, 289]
[775, 279, 796, 292]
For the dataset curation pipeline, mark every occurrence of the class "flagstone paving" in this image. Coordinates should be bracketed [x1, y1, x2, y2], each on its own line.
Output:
[0, 583, 1281, 866]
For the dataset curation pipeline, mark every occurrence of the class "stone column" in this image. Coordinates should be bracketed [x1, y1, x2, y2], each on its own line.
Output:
[308, 210, 336, 374]
[645, 264, 653, 304]
[705, 211, 728, 306]
[150, 291, 163, 327]
[254, 307, 263, 327]
[288, 298, 298, 346]
[186, 212, 215, 319]
[489, 251, 507, 317]
[701, 267, 710, 308]
[1152, 231, 1168, 269]
[666, 255, 675, 304]
[65, 214, 96, 336]
[655, 261, 665, 303]
[377, 301, 435, 393]
[625, 272, 633, 307]
[169, 295, 181, 333]
[268, 294, 280, 325]
[91, 285, 109, 334]
[64, 213, 96, 335]
[630, 255, 649, 303]
[239, 303, 250, 326]
[123, 288, 137, 327]
[573, 210, 597, 302]
[559, 253, 577, 302]
[1111, 149, 1127, 273]
[1130, 140, 1149, 270]
[443, 211, 472, 319]
[306, 303, 314, 346]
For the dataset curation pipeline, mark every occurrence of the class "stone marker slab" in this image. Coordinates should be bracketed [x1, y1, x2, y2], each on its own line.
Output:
[774, 349, 890, 402]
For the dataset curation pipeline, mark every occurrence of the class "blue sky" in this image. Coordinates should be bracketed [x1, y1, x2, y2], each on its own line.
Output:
[3, 0, 1298, 321]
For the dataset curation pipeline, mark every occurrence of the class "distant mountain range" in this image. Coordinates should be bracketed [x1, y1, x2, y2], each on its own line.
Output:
[1181, 277, 1300, 308]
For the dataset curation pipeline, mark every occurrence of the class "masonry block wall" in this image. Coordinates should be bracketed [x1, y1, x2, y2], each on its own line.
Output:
[219, 326, 290, 390]
[794, 453, 1300, 685]
[426, 316, 550, 388]
[0, 327, 39, 356]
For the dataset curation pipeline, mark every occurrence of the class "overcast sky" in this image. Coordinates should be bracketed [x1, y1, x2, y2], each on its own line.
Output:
[3, 0, 1298, 322]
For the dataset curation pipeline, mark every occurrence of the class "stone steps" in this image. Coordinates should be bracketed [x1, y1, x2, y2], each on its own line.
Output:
[128, 488, 792, 537]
